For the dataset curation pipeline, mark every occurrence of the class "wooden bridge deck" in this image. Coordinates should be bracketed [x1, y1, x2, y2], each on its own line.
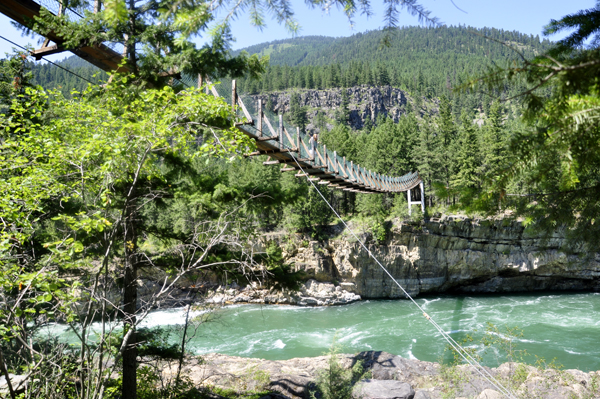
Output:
[1, 0, 424, 198]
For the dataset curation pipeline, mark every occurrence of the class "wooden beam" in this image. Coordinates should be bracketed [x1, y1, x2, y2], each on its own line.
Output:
[31, 44, 65, 60]
[281, 167, 296, 172]
[231, 80, 237, 115]
[301, 137, 311, 159]
[316, 147, 326, 165]
[157, 69, 181, 79]
[245, 149, 294, 156]
[263, 113, 277, 137]
[208, 82, 220, 98]
[257, 99, 263, 137]
[256, 136, 279, 142]
[0, 0, 130, 72]
[279, 114, 283, 151]
[295, 173, 308, 177]
[237, 96, 253, 124]
[262, 159, 298, 165]
[283, 127, 297, 151]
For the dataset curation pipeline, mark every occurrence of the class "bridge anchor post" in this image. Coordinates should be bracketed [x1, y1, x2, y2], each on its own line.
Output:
[420, 181, 425, 214]
[407, 182, 426, 216]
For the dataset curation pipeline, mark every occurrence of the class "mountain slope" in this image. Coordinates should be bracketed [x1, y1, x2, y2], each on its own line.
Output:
[236, 26, 551, 105]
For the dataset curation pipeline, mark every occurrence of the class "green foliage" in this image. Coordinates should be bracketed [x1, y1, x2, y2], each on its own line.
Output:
[462, 2, 600, 248]
[0, 73, 256, 398]
[289, 91, 309, 131]
[258, 241, 305, 290]
[283, 183, 334, 235]
[135, 366, 205, 399]
[136, 327, 181, 359]
[0, 51, 34, 108]
[449, 110, 482, 205]
[311, 338, 365, 399]
[480, 323, 529, 365]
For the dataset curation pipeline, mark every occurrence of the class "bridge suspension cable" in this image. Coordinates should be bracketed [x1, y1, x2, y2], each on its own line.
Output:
[287, 150, 518, 399]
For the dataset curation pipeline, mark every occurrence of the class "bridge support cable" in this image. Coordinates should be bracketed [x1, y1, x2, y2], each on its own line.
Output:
[285, 149, 519, 399]
[246, 97, 513, 396]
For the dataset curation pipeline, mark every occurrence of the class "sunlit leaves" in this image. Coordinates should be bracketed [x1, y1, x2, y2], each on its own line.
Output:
[104, 0, 128, 27]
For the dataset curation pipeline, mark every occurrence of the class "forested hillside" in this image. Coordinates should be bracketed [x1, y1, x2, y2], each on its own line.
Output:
[30, 56, 106, 97]
[236, 26, 551, 101]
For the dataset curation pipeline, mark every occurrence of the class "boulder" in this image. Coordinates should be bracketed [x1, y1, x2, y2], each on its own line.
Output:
[353, 379, 415, 399]
[413, 391, 431, 399]
[477, 389, 502, 399]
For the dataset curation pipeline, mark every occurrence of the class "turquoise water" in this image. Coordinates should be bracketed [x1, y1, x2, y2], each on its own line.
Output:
[135, 292, 600, 372]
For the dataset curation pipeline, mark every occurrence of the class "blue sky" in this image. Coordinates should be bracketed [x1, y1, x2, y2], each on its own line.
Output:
[0, 0, 596, 61]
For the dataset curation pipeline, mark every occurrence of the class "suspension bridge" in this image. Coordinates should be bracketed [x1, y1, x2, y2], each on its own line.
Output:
[0, 0, 425, 214]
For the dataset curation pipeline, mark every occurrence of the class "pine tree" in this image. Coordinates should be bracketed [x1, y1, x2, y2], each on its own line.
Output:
[435, 95, 458, 201]
[414, 115, 438, 207]
[335, 89, 350, 125]
[290, 92, 308, 131]
[451, 110, 481, 192]
[479, 101, 506, 177]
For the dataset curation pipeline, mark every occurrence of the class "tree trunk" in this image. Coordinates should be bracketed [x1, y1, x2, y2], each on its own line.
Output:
[122, 241, 137, 399]
[122, 250, 137, 399]
[122, 188, 139, 399]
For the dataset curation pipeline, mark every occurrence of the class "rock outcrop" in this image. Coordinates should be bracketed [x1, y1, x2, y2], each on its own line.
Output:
[179, 351, 600, 399]
[205, 279, 361, 306]
[248, 86, 437, 132]
[97, 215, 600, 311]
[277, 216, 600, 298]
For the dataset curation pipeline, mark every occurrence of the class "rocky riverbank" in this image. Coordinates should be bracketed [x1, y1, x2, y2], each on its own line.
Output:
[204, 279, 360, 306]
[178, 351, 599, 399]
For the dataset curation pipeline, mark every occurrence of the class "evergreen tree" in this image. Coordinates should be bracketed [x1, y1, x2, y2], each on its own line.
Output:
[290, 92, 308, 131]
[414, 115, 438, 207]
[335, 89, 350, 125]
[479, 101, 506, 178]
[378, 64, 391, 86]
[451, 110, 481, 193]
[435, 95, 458, 199]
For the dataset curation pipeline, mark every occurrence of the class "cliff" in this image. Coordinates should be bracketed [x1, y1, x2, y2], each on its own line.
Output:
[248, 86, 438, 132]
[274, 216, 600, 298]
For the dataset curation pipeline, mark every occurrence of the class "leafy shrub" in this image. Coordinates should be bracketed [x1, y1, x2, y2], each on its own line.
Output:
[311, 338, 365, 399]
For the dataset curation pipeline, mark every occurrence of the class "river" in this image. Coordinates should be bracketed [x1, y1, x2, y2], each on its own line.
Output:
[134, 291, 600, 372]
[44, 291, 600, 371]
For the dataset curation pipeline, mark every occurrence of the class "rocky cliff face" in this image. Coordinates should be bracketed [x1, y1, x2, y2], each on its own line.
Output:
[276, 216, 600, 298]
[248, 86, 436, 132]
